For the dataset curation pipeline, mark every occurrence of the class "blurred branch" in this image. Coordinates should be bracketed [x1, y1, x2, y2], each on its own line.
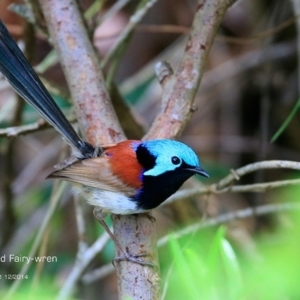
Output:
[82, 263, 115, 285]
[33, 228, 50, 285]
[0, 116, 76, 137]
[163, 160, 300, 205]
[120, 39, 294, 110]
[25, 0, 47, 30]
[158, 202, 300, 247]
[201, 41, 296, 92]
[34, 49, 58, 74]
[216, 160, 300, 190]
[3, 204, 50, 256]
[83, 0, 106, 21]
[100, 0, 159, 69]
[217, 179, 300, 193]
[74, 196, 88, 254]
[137, 13, 300, 44]
[4, 181, 67, 300]
[164, 178, 300, 207]
[291, 0, 300, 96]
[57, 232, 110, 300]
[109, 84, 145, 139]
[77, 13, 300, 45]
[0, 21, 35, 251]
[97, 0, 132, 26]
[0, 119, 48, 137]
[3, 140, 69, 253]
[12, 137, 63, 194]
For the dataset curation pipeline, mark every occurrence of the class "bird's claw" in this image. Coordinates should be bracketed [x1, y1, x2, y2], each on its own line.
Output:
[113, 252, 156, 268]
[145, 213, 156, 222]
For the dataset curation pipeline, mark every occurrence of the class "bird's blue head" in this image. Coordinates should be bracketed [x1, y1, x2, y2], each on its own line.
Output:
[132, 139, 209, 210]
[134, 139, 209, 178]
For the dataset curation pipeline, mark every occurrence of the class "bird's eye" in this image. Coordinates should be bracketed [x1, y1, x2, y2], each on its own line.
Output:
[171, 156, 181, 165]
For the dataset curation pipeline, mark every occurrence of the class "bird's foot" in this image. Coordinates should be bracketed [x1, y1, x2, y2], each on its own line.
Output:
[93, 207, 107, 220]
[134, 212, 156, 222]
[145, 213, 156, 223]
[113, 252, 156, 268]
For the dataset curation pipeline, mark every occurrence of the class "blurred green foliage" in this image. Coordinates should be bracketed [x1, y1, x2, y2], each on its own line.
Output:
[162, 187, 300, 300]
[1, 180, 300, 299]
[0, 279, 61, 300]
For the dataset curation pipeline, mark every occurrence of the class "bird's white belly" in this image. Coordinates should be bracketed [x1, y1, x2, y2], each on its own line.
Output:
[72, 185, 140, 214]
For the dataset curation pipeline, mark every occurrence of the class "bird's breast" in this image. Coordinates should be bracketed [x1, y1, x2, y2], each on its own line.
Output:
[104, 140, 143, 189]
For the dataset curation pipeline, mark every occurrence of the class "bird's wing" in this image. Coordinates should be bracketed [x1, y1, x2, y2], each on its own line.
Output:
[52, 143, 119, 170]
[48, 157, 137, 197]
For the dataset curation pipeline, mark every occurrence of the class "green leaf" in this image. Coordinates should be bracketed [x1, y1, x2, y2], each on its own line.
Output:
[271, 97, 300, 142]
[168, 235, 199, 300]
[219, 238, 243, 298]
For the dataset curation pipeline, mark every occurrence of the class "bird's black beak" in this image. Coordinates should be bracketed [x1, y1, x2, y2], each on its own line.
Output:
[185, 166, 209, 178]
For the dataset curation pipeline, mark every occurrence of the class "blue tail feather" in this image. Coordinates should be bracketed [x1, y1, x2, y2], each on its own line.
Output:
[0, 20, 94, 157]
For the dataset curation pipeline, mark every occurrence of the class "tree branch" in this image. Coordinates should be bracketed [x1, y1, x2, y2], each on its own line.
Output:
[57, 232, 110, 300]
[100, 0, 159, 69]
[216, 160, 300, 190]
[158, 202, 300, 247]
[144, 0, 237, 140]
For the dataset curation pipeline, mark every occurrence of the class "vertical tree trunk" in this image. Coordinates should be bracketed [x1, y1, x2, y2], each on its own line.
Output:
[38, 0, 161, 299]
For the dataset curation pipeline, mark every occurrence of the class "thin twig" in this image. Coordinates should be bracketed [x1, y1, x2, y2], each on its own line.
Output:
[12, 137, 63, 195]
[215, 179, 300, 193]
[97, 0, 132, 26]
[64, 13, 300, 44]
[163, 160, 300, 206]
[100, 0, 159, 69]
[0, 119, 48, 137]
[0, 115, 76, 137]
[119, 40, 295, 108]
[32, 228, 50, 286]
[158, 202, 300, 247]
[56, 232, 110, 300]
[81, 263, 115, 285]
[216, 160, 300, 190]
[74, 196, 88, 255]
[164, 178, 300, 206]
[135, 13, 300, 44]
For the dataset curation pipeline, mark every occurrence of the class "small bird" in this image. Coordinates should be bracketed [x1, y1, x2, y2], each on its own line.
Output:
[0, 20, 208, 265]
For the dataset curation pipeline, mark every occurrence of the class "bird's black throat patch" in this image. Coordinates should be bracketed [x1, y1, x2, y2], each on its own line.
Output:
[134, 168, 194, 211]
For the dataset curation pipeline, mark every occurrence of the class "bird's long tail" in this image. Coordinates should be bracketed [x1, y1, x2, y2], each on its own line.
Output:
[0, 20, 95, 158]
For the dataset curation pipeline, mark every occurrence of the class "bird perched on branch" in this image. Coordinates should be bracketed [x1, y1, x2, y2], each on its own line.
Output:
[0, 20, 208, 265]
